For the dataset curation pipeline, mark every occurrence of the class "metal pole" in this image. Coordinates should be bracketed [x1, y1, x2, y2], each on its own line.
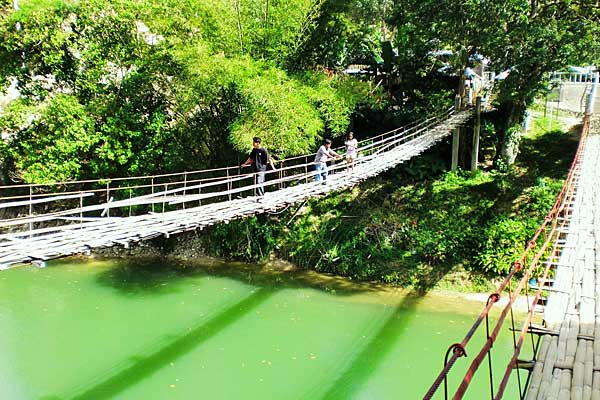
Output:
[79, 191, 83, 229]
[304, 156, 309, 183]
[227, 168, 232, 201]
[106, 182, 110, 218]
[162, 184, 167, 216]
[471, 96, 482, 173]
[151, 177, 155, 213]
[452, 128, 460, 171]
[279, 161, 284, 189]
[29, 185, 33, 237]
[237, 167, 241, 196]
[183, 172, 187, 210]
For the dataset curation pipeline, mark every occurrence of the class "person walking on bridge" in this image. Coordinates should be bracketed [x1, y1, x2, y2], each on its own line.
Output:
[344, 132, 358, 173]
[241, 137, 276, 197]
[314, 138, 341, 182]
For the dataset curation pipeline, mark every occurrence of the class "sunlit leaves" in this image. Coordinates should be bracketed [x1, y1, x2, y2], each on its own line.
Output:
[0, 0, 376, 183]
[9, 94, 98, 183]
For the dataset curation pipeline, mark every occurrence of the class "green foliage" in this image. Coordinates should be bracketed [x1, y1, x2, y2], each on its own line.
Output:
[202, 217, 279, 262]
[0, 0, 378, 183]
[4, 94, 98, 183]
[476, 217, 527, 275]
[281, 0, 400, 73]
[399, 153, 446, 180]
[229, 70, 325, 157]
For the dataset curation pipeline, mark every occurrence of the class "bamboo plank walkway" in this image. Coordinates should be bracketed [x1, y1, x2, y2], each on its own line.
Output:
[0, 109, 473, 269]
[527, 118, 600, 400]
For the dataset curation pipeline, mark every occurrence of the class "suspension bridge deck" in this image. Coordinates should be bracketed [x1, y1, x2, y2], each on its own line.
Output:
[0, 109, 473, 269]
[526, 118, 600, 399]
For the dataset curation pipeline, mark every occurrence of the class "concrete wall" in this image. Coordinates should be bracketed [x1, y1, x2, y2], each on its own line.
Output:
[557, 83, 593, 114]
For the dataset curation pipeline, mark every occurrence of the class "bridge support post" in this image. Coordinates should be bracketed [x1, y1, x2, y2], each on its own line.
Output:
[471, 96, 482, 173]
[585, 93, 593, 116]
[451, 128, 460, 171]
[585, 72, 598, 116]
[452, 96, 461, 171]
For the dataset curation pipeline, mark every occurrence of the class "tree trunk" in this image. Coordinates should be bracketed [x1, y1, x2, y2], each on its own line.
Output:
[496, 100, 526, 168]
[234, 0, 244, 54]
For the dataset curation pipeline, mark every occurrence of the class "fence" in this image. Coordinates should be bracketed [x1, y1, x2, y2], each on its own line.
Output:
[550, 72, 597, 84]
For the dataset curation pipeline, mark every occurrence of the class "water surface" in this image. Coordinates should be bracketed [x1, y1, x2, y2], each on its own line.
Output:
[0, 257, 527, 399]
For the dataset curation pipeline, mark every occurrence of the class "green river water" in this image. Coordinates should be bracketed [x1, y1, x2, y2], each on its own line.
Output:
[0, 257, 529, 399]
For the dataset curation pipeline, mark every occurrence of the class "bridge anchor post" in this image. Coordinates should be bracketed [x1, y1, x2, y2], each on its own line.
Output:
[451, 96, 461, 171]
[471, 96, 482, 173]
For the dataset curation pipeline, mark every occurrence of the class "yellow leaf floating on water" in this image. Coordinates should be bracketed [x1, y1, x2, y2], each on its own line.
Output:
[170, 384, 176, 388]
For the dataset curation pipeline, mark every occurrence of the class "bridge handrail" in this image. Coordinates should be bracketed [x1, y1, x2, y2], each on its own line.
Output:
[0, 107, 465, 232]
[0, 111, 452, 225]
[424, 113, 591, 399]
[0, 106, 454, 193]
[549, 71, 597, 84]
[0, 107, 455, 207]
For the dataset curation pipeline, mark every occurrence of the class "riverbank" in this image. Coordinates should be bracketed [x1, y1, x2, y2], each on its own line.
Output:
[196, 115, 578, 289]
[86, 251, 536, 314]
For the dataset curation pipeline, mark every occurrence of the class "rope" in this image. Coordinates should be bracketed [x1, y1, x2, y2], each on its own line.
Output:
[424, 113, 592, 400]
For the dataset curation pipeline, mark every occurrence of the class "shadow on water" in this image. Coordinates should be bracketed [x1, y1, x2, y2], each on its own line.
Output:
[94, 256, 389, 298]
[67, 287, 273, 400]
[312, 291, 423, 400]
[47, 257, 396, 399]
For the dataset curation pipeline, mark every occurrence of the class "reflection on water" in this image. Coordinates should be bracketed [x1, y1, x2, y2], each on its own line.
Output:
[0, 257, 525, 399]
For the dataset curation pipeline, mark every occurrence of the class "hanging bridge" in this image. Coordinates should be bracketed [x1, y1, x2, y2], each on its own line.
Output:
[0, 106, 474, 270]
[425, 72, 600, 399]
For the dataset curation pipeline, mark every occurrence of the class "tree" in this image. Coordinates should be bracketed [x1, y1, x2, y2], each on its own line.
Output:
[285, 0, 385, 71]
[0, 0, 377, 183]
[389, 0, 600, 167]
[482, 0, 600, 166]
[4, 94, 98, 183]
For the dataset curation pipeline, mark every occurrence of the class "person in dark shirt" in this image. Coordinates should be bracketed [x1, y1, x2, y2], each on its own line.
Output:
[241, 137, 276, 196]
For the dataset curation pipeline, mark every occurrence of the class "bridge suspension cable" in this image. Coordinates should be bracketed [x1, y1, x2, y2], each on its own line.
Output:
[0, 106, 473, 269]
[424, 114, 593, 400]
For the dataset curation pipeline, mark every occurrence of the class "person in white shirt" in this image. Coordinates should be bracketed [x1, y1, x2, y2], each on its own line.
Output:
[344, 132, 358, 173]
[314, 138, 341, 182]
